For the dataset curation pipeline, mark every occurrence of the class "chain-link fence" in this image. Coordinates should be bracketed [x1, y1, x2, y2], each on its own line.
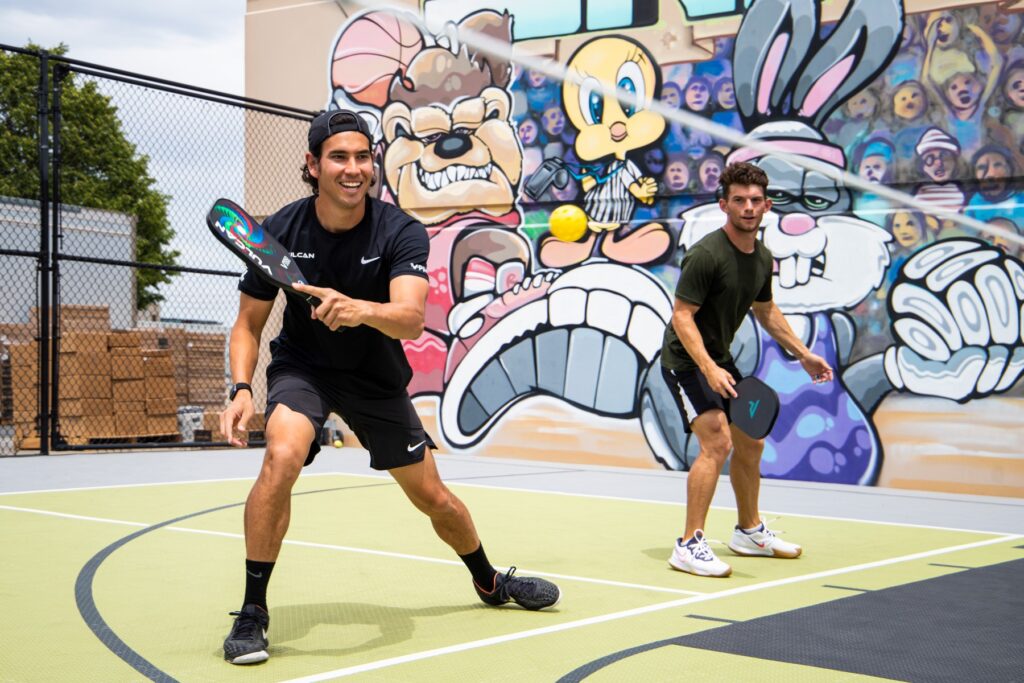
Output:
[0, 44, 316, 454]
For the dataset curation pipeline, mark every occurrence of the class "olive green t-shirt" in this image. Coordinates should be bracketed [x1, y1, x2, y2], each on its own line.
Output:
[662, 229, 773, 371]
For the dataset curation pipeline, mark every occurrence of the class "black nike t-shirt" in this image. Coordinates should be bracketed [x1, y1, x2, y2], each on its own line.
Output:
[238, 195, 429, 396]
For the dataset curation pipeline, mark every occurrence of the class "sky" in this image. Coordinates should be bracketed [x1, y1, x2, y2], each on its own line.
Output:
[1, 1, 250, 325]
[0, 0, 246, 94]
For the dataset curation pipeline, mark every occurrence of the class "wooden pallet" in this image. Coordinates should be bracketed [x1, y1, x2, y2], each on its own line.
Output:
[192, 429, 265, 446]
[82, 432, 182, 446]
[21, 432, 186, 447]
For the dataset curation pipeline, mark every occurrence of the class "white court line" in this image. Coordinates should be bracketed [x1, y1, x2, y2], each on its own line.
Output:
[0, 471, 342, 497]
[0, 504, 704, 597]
[0, 505, 151, 528]
[2, 469, 1017, 536]
[280, 533, 1023, 682]
[440, 478, 1023, 536]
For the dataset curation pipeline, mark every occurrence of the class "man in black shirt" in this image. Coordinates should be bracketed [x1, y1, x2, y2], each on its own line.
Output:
[661, 162, 833, 578]
[220, 110, 560, 665]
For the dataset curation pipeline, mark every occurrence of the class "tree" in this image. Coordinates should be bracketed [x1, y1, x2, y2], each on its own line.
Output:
[0, 45, 178, 310]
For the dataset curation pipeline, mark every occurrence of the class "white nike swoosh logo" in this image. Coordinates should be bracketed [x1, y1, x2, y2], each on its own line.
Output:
[361, 256, 381, 264]
[407, 440, 426, 452]
[247, 570, 263, 578]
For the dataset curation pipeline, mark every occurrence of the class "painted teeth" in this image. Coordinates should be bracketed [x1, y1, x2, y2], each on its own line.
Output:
[416, 163, 493, 191]
[777, 254, 826, 287]
[440, 263, 673, 446]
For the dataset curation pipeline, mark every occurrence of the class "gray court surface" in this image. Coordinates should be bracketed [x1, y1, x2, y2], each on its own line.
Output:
[2, 447, 1023, 535]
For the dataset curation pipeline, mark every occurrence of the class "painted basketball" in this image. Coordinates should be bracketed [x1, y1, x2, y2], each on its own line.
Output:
[332, 11, 423, 107]
[549, 204, 589, 242]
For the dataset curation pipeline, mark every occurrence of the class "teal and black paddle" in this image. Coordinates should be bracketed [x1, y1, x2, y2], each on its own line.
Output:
[729, 377, 779, 439]
[206, 198, 320, 306]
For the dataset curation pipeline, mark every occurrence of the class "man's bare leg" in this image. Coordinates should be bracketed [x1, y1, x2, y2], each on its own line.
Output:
[728, 424, 765, 531]
[388, 447, 480, 555]
[683, 409, 733, 540]
[244, 404, 316, 561]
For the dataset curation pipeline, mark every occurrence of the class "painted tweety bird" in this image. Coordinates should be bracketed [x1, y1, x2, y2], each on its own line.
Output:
[540, 36, 671, 269]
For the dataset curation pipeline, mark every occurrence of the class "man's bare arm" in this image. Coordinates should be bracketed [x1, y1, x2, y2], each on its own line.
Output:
[221, 292, 275, 446]
[672, 298, 737, 398]
[752, 300, 833, 382]
[293, 274, 426, 339]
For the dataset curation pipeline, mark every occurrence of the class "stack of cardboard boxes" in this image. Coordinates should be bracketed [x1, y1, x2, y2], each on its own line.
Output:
[6, 335, 38, 448]
[2, 305, 232, 449]
[58, 330, 115, 440]
[185, 331, 229, 408]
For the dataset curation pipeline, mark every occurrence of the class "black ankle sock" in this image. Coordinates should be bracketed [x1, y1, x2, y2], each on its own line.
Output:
[243, 559, 275, 610]
[459, 544, 497, 589]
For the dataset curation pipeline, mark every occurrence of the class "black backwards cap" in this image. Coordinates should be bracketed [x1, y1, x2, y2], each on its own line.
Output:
[308, 109, 372, 151]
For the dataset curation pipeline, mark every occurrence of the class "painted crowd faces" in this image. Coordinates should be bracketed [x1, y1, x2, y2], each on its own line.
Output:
[664, 158, 690, 192]
[893, 81, 927, 121]
[684, 77, 712, 113]
[859, 155, 889, 183]
[889, 211, 927, 248]
[1004, 65, 1024, 108]
[699, 155, 724, 192]
[974, 150, 1012, 196]
[945, 72, 983, 114]
[844, 90, 879, 120]
[921, 149, 958, 181]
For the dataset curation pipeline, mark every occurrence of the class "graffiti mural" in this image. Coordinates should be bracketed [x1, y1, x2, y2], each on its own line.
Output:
[534, 36, 671, 268]
[322, 0, 1024, 495]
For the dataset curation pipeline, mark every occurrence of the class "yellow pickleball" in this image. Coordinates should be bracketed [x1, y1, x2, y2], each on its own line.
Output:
[549, 204, 588, 242]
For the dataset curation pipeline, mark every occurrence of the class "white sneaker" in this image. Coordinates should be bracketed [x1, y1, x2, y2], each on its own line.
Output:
[728, 522, 802, 558]
[668, 530, 732, 577]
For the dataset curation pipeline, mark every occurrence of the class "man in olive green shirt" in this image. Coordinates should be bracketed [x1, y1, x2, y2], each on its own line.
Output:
[662, 162, 833, 577]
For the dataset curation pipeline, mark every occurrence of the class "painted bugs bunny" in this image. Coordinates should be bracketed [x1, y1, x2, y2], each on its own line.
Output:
[644, 0, 913, 485]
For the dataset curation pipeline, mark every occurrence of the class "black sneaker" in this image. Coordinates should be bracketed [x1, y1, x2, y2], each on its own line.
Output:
[474, 567, 561, 610]
[223, 604, 270, 664]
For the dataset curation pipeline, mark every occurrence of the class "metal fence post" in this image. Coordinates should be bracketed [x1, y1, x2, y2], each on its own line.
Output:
[36, 51, 50, 455]
[50, 62, 69, 448]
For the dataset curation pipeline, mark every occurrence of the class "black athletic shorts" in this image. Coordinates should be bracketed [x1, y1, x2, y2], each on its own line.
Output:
[265, 357, 436, 470]
[661, 362, 743, 433]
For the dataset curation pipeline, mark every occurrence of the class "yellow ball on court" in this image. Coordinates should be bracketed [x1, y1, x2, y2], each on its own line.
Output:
[549, 204, 588, 242]
[333, 439, 343, 448]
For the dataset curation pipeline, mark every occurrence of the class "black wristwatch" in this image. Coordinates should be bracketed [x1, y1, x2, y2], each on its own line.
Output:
[229, 382, 252, 401]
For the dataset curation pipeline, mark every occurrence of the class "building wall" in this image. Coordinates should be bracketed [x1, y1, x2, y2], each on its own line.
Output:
[0, 197, 136, 329]
[245, 0, 1024, 496]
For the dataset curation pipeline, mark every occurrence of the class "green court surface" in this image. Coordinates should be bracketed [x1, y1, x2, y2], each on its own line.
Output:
[1, 471, 1021, 682]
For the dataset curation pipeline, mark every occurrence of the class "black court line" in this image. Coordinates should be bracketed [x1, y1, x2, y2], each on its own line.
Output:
[73, 469, 579, 681]
[686, 614, 739, 624]
[75, 502, 241, 683]
[74, 481, 395, 682]
[556, 635, 689, 682]
[928, 562, 973, 569]
[821, 584, 870, 592]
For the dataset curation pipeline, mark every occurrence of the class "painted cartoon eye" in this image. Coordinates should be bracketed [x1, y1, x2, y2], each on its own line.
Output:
[616, 61, 646, 117]
[393, 120, 413, 139]
[619, 77, 637, 116]
[802, 195, 832, 211]
[768, 189, 794, 205]
[578, 77, 604, 125]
